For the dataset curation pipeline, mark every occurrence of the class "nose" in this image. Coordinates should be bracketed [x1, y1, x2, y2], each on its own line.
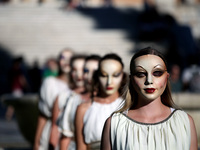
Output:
[145, 74, 153, 85]
[77, 70, 83, 79]
[107, 75, 112, 85]
[87, 72, 92, 82]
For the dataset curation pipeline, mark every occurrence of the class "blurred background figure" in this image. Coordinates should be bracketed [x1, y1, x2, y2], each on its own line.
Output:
[8, 56, 30, 97]
[5, 56, 30, 120]
[182, 55, 200, 93]
[169, 64, 183, 93]
[34, 48, 74, 150]
[42, 57, 59, 79]
[54, 54, 101, 150]
[28, 60, 42, 93]
[49, 54, 86, 150]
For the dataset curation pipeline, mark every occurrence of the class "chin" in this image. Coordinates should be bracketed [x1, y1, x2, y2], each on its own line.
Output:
[143, 95, 159, 101]
[105, 90, 117, 96]
[76, 82, 84, 87]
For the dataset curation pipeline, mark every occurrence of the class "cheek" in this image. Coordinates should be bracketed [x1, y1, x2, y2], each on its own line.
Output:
[133, 77, 144, 89]
[155, 76, 168, 89]
[72, 72, 77, 79]
[113, 76, 123, 86]
[99, 77, 107, 87]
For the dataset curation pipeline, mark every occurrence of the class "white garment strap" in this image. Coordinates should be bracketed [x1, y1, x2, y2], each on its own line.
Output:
[170, 107, 175, 113]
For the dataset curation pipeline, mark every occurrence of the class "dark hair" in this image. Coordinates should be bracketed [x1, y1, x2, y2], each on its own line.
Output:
[85, 55, 101, 62]
[119, 47, 176, 112]
[92, 53, 127, 97]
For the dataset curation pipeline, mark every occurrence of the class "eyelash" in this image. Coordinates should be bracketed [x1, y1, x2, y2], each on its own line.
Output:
[99, 72, 122, 78]
[135, 71, 164, 78]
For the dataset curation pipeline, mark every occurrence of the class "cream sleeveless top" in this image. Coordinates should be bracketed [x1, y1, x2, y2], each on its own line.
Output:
[84, 97, 123, 145]
[111, 109, 191, 150]
[58, 92, 82, 137]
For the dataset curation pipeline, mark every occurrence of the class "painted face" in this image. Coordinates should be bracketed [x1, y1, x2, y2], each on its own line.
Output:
[83, 60, 99, 91]
[59, 51, 73, 73]
[71, 58, 85, 87]
[131, 55, 169, 101]
[99, 59, 123, 96]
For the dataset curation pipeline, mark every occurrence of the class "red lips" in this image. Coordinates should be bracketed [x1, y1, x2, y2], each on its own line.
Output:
[106, 87, 113, 90]
[145, 88, 155, 93]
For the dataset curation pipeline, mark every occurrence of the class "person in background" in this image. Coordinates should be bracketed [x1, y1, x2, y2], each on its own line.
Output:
[49, 54, 87, 150]
[169, 64, 183, 93]
[49, 55, 101, 150]
[34, 48, 74, 150]
[6, 56, 30, 120]
[182, 55, 200, 93]
[42, 57, 59, 79]
[101, 47, 197, 150]
[75, 53, 127, 150]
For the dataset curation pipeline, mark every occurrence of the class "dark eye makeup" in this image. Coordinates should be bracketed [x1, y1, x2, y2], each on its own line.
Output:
[99, 71, 122, 78]
[113, 72, 122, 77]
[134, 70, 166, 78]
[153, 70, 164, 77]
[84, 68, 89, 73]
[135, 72, 146, 78]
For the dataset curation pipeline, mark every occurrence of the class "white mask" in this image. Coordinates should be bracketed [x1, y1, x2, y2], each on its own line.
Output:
[99, 59, 123, 95]
[59, 51, 73, 73]
[83, 60, 99, 91]
[131, 55, 169, 101]
[72, 59, 85, 87]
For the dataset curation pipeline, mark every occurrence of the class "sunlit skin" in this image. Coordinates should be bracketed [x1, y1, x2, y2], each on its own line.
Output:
[99, 59, 123, 96]
[131, 55, 169, 102]
[83, 60, 99, 92]
[59, 51, 73, 73]
[72, 59, 85, 88]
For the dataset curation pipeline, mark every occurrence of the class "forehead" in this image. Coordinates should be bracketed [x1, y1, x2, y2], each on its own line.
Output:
[72, 59, 85, 67]
[85, 60, 99, 68]
[62, 51, 73, 57]
[100, 59, 122, 72]
[134, 55, 166, 69]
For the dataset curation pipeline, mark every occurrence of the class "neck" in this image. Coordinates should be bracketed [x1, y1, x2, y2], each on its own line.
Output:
[95, 92, 119, 104]
[73, 86, 85, 94]
[57, 73, 70, 83]
[135, 97, 167, 117]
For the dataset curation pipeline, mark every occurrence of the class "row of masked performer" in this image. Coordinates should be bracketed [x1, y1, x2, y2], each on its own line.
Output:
[34, 47, 198, 150]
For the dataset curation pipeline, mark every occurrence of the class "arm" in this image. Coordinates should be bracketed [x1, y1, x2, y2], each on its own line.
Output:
[101, 117, 112, 150]
[34, 114, 47, 150]
[188, 114, 198, 150]
[75, 103, 90, 150]
[59, 135, 71, 150]
[49, 97, 60, 149]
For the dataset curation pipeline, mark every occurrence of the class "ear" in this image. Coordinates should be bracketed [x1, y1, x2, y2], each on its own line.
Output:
[167, 72, 170, 79]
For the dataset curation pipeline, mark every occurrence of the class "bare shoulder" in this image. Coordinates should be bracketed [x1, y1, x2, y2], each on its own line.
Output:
[76, 101, 91, 114]
[101, 116, 112, 150]
[187, 114, 195, 125]
[187, 114, 198, 150]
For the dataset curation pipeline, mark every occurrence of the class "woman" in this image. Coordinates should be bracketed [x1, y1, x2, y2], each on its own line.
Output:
[49, 54, 86, 149]
[75, 53, 127, 150]
[34, 48, 74, 150]
[101, 47, 198, 150]
[50, 55, 101, 150]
